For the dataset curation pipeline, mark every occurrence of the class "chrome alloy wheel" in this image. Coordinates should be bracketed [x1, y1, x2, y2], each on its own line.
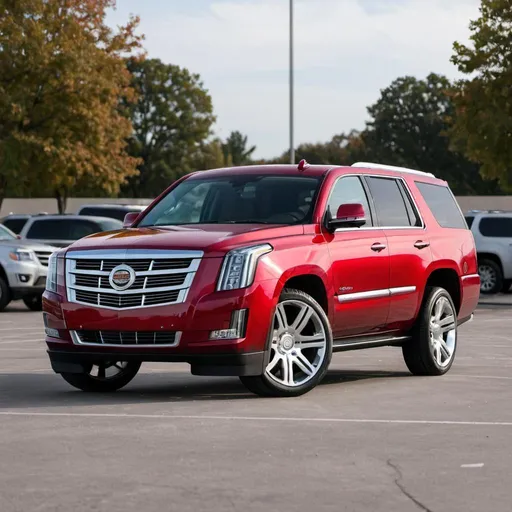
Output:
[428, 295, 456, 368]
[88, 362, 130, 380]
[479, 264, 497, 293]
[265, 300, 327, 387]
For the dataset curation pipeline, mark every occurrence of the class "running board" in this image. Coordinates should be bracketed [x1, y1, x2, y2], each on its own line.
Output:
[332, 334, 411, 352]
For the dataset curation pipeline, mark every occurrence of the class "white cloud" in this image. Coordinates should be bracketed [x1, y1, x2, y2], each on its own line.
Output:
[109, 0, 480, 159]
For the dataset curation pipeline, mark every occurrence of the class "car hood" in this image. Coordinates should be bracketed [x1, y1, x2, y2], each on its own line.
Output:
[65, 224, 304, 256]
[0, 239, 59, 252]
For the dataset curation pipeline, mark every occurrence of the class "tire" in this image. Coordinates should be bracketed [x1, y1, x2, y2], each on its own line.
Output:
[478, 258, 503, 294]
[402, 286, 457, 376]
[23, 294, 43, 311]
[502, 279, 512, 294]
[239, 288, 333, 397]
[60, 361, 141, 392]
[0, 276, 11, 312]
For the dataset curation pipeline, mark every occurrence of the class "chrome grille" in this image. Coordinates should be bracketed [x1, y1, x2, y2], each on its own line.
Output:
[66, 249, 203, 310]
[35, 251, 53, 267]
[71, 330, 181, 347]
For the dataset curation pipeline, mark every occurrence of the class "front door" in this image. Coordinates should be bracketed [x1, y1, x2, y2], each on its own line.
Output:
[324, 176, 390, 338]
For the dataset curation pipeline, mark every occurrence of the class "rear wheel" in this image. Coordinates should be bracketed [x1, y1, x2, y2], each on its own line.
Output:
[23, 294, 43, 311]
[60, 361, 141, 392]
[403, 287, 457, 376]
[479, 258, 503, 294]
[240, 289, 332, 397]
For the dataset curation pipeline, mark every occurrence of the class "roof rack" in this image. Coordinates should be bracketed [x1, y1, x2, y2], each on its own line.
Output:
[467, 209, 512, 214]
[351, 162, 435, 178]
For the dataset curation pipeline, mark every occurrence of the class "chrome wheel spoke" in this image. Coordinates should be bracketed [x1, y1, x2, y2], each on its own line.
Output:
[275, 304, 288, 331]
[291, 305, 313, 334]
[267, 351, 282, 373]
[439, 339, 451, 360]
[429, 295, 457, 368]
[439, 315, 455, 332]
[434, 298, 445, 321]
[296, 333, 325, 348]
[295, 351, 315, 376]
[282, 354, 295, 386]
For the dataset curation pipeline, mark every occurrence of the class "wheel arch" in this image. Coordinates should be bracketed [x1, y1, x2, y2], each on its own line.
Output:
[423, 264, 462, 314]
[477, 252, 503, 272]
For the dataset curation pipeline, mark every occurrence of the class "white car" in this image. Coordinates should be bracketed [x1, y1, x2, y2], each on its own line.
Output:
[0, 224, 57, 311]
[465, 210, 512, 294]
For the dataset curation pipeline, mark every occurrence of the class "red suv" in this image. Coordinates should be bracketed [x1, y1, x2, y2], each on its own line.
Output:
[43, 162, 480, 397]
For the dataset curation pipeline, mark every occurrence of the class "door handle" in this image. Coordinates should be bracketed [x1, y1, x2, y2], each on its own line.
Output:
[414, 240, 430, 250]
[371, 243, 387, 252]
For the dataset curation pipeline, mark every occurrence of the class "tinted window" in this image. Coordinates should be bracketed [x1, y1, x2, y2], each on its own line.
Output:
[465, 216, 474, 228]
[479, 217, 512, 238]
[365, 177, 413, 227]
[26, 219, 104, 240]
[3, 218, 28, 234]
[79, 207, 141, 221]
[139, 175, 322, 227]
[415, 182, 466, 229]
[327, 176, 372, 226]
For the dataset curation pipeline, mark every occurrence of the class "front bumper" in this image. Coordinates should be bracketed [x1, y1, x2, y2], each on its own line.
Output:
[5, 260, 47, 298]
[43, 276, 279, 376]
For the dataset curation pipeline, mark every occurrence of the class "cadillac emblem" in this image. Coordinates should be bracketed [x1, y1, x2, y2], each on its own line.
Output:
[109, 264, 135, 291]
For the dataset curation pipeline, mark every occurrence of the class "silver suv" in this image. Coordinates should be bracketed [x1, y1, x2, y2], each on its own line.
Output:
[465, 210, 512, 294]
[0, 224, 57, 311]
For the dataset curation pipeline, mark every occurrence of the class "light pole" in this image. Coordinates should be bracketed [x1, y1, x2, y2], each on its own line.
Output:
[289, 0, 295, 164]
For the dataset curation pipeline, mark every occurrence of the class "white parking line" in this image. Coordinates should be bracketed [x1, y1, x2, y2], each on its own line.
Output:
[0, 411, 512, 426]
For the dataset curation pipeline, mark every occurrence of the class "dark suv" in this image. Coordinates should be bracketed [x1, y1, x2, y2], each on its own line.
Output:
[43, 162, 480, 397]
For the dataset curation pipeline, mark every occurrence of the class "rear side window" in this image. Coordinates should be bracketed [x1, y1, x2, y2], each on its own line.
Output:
[415, 182, 467, 229]
[365, 177, 419, 227]
[3, 218, 28, 234]
[465, 216, 474, 228]
[479, 217, 512, 238]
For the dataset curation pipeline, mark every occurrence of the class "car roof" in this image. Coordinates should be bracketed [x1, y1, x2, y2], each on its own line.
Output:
[466, 210, 512, 217]
[25, 214, 122, 223]
[78, 204, 146, 209]
[186, 162, 439, 181]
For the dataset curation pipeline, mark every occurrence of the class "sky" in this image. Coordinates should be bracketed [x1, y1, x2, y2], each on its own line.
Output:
[107, 0, 480, 160]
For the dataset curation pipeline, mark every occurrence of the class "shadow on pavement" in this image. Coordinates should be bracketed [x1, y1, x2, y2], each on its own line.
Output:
[0, 368, 411, 410]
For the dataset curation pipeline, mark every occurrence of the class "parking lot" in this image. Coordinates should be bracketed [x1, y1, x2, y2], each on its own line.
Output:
[0, 299, 511, 512]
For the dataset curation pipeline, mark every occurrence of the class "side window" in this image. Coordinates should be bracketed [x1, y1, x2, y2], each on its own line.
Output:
[68, 221, 99, 239]
[26, 220, 69, 239]
[415, 182, 467, 229]
[365, 177, 413, 227]
[3, 218, 27, 234]
[479, 217, 512, 238]
[327, 176, 372, 227]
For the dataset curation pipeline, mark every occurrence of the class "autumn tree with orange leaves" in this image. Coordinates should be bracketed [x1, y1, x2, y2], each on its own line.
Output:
[0, 0, 143, 212]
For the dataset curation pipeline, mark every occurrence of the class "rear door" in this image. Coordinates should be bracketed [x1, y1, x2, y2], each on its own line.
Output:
[364, 176, 431, 329]
[325, 175, 391, 338]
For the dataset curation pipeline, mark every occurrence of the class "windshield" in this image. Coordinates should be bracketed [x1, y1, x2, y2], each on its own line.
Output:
[139, 175, 322, 227]
[0, 224, 17, 241]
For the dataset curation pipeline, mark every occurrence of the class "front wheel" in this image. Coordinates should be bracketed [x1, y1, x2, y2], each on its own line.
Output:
[240, 289, 333, 397]
[402, 287, 457, 376]
[60, 361, 141, 392]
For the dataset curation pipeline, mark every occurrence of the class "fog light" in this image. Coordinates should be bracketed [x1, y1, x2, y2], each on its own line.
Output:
[18, 274, 31, 283]
[209, 309, 248, 340]
[45, 327, 60, 338]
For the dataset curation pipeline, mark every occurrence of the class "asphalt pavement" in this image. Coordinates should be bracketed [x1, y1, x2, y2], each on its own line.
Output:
[1, 298, 512, 512]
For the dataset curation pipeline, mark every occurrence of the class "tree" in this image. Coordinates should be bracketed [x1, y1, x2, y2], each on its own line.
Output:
[222, 131, 256, 166]
[0, 0, 142, 212]
[124, 58, 215, 197]
[361, 73, 502, 195]
[450, 0, 512, 191]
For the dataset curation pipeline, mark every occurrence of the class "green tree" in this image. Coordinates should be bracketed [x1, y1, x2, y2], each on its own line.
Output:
[362, 73, 502, 195]
[0, 0, 142, 212]
[450, 0, 512, 190]
[222, 131, 256, 166]
[124, 58, 215, 197]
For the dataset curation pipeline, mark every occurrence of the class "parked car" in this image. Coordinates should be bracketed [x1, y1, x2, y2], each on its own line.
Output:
[77, 204, 146, 221]
[19, 215, 123, 248]
[43, 161, 479, 397]
[0, 223, 57, 311]
[464, 210, 512, 294]
[0, 213, 49, 234]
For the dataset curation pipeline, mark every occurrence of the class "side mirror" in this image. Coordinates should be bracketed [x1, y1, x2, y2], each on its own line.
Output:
[123, 212, 140, 228]
[16, 235, 21, 240]
[328, 203, 367, 231]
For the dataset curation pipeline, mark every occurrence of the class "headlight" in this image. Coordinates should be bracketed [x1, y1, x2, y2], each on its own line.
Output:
[46, 253, 58, 292]
[9, 249, 36, 262]
[217, 244, 273, 291]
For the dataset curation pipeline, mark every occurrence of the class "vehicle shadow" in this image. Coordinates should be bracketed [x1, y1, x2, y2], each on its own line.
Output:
[0, 368, 411, 410]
